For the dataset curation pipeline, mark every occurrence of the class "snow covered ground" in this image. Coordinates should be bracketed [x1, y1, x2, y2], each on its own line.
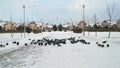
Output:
[0, 31, 120, 68]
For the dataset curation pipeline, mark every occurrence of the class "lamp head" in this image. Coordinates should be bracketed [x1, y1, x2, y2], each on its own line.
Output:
[23, 5, 25, 8]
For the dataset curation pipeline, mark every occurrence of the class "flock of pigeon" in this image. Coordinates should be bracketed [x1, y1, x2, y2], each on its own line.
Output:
[0, 37, 110, 48]
[96, 41, 109, 48]
[28, 37, 90, 47]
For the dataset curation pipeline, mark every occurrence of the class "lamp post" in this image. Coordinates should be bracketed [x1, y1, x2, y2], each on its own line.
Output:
[23, 5, 26, 38]
[94, 14, 97, 37]
[80, 4, 85, 36]
[82, 4, 85, 36]
[30, 5, 36, 33]
[31, 5, 36, 21]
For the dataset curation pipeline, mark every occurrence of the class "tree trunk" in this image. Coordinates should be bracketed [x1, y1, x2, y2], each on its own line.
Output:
[95, 31, 97, 37]
[88, 31, 90, 36]
[108, 31, 111, 38]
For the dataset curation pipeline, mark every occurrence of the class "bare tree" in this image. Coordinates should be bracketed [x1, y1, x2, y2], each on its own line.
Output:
[104, 3, 119, 38]
[10, 13, 13, 38]
[85, 17, 91, 36]
[94, 14, 97, 37]
[90, 14, 99, 37]
[87, 21, 90, 36]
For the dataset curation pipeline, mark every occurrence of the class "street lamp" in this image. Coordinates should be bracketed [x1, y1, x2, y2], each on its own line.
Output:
[30, 5, 36, 33]
[31, 5, 36, 21]
[23, 5, 26, 38]
[82, 4, 85, 36]
[80, 4, 85, 36]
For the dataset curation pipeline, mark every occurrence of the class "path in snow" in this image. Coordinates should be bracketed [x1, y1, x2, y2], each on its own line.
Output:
[0, 44, 46, 68]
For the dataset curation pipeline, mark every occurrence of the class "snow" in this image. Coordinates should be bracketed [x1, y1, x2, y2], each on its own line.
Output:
[0, 31, 120, 68]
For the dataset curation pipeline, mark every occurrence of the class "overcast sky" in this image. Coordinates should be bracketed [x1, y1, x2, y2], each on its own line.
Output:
[0, 0, 120, 24]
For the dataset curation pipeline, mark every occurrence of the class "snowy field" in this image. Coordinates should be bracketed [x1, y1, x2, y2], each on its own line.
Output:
[0, 31, 120, 68]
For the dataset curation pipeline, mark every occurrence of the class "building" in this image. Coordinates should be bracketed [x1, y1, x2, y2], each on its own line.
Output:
[77, 21, 87, 29]
[44, 24, 53, 31]
[28, 21, 45, 31]
[3, 21, 16, 31]
[112, 24, 117, 29]
[101, 20, 111, 28]
[36, 22, 44, 30]
[62, 23, 70, 30]
[116, 20, 120, 29]
[28, 21, 37, 30]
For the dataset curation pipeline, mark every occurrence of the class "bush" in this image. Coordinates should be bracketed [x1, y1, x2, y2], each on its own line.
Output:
[26, 27, 32, 33]
[73, 28, 82, 33]
[93, 24, 100, 29]
[33, 30, 42, 34]
[16, 25, 24, 32]
[0, 26, 2, 30]
[64, 30, 67, 32]
[48, 30, 51, 32]
[53, 25, 57, 31]
[58, 24, 63, 31]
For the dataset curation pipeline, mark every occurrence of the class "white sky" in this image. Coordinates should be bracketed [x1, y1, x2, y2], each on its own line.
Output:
[0, 0, 120, 24]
